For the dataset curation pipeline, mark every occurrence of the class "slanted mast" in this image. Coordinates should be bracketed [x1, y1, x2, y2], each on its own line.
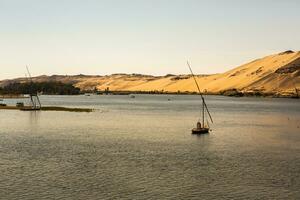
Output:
[187, 61, 213, 133]
[26, 66, 41, 110]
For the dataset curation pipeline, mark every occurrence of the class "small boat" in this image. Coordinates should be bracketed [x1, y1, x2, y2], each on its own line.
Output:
[16, 102, 24, 107]
[187, 61, 213, 135]
[20, 66, 42, 111]
[129, 94, 135, 98]
[192, 122, 209, 134]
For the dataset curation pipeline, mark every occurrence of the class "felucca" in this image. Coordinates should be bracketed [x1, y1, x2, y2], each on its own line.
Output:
[187, 61, 213, 134]
[20, 66, 41, 111]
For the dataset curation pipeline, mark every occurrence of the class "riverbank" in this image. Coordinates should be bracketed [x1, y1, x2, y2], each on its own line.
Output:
[1, 91, 299, 99]
[0, 105, 93, 112]
[91, 90, 299, 98]
[0, 94, 27, 99]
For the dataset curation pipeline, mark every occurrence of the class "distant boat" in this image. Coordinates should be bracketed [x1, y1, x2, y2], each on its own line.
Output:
[22, 66, 41, 111]
[0, 99, 6, 107]
[129, 94, 135, 98]
[16, 102, 24, 107]
[187, 61, 213, 134]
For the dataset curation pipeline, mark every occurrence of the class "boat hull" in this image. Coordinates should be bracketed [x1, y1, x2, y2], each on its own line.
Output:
[192, 128, 209, 134]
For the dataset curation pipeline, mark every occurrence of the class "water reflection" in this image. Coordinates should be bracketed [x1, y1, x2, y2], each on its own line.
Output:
[29, 110, 40, 128]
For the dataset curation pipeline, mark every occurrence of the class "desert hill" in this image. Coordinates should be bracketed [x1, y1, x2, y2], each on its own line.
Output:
[1, 51, 299, 97]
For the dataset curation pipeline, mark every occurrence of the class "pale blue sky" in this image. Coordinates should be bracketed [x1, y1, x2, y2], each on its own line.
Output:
[0, 0, 299, 79]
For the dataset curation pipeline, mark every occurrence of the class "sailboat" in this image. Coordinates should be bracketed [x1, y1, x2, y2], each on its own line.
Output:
[20, 66, 42, 111]
[187, 61, 213, 134]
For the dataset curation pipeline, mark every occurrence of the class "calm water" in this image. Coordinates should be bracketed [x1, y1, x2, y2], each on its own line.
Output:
[0, 95, 299, 199]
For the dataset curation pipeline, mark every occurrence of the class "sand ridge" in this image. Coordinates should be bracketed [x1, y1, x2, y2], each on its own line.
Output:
[1, 51, 299, 96]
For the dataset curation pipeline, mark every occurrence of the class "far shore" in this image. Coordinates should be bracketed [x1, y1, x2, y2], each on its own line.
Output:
[81, 89, 299, 98]
[2, 89, 299, 99]
[0, 94, 27, 99]
[1, 51, 299, 100]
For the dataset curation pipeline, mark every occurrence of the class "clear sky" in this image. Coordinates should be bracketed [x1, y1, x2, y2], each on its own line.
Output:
[0, 0, 299, 79]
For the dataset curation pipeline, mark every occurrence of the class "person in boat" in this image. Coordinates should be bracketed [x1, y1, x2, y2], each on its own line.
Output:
[197, 121, 201, 129]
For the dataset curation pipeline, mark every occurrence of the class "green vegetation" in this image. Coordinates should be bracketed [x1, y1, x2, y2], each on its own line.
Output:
[0, 81, 80, 95]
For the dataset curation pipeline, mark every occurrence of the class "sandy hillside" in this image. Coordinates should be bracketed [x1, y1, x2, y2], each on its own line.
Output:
[78, 50, 300, 95]
[1, 51, 299, 96]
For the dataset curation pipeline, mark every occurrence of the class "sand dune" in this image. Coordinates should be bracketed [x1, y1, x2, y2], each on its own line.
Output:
[1, 51, 299, 96]
[128, 51, 300, 95]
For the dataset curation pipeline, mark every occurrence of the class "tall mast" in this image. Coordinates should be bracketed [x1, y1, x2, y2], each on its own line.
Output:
[202, 98, 204, 126]
[26, 66, 41, 109]
[187, 61, 213, 124]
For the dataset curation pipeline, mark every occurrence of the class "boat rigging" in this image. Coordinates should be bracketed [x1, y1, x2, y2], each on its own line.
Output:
[21, 66, 41, 111]
[187, 61, 213, 134]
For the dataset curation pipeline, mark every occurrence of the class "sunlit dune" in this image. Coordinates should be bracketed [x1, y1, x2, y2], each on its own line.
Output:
[1, 51, 299, 96]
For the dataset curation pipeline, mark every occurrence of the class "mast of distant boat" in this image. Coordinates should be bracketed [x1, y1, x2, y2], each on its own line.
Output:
[26, 66, 41, 109]
[187, 61, 213, 127]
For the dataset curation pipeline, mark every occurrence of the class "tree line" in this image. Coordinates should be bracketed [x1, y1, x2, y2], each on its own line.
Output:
[0, 81, 80, 95]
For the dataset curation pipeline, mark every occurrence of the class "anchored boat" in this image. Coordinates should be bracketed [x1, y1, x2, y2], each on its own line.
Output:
[187, 61, 213, 134]
[21, 66, 41, 111]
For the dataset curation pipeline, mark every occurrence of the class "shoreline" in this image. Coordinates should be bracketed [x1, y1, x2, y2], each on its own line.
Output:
[0, 95, 27, 99]
[0, 105, 93, 112]
[1, 90, 299, 99]
[88, 90, 300, 99]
